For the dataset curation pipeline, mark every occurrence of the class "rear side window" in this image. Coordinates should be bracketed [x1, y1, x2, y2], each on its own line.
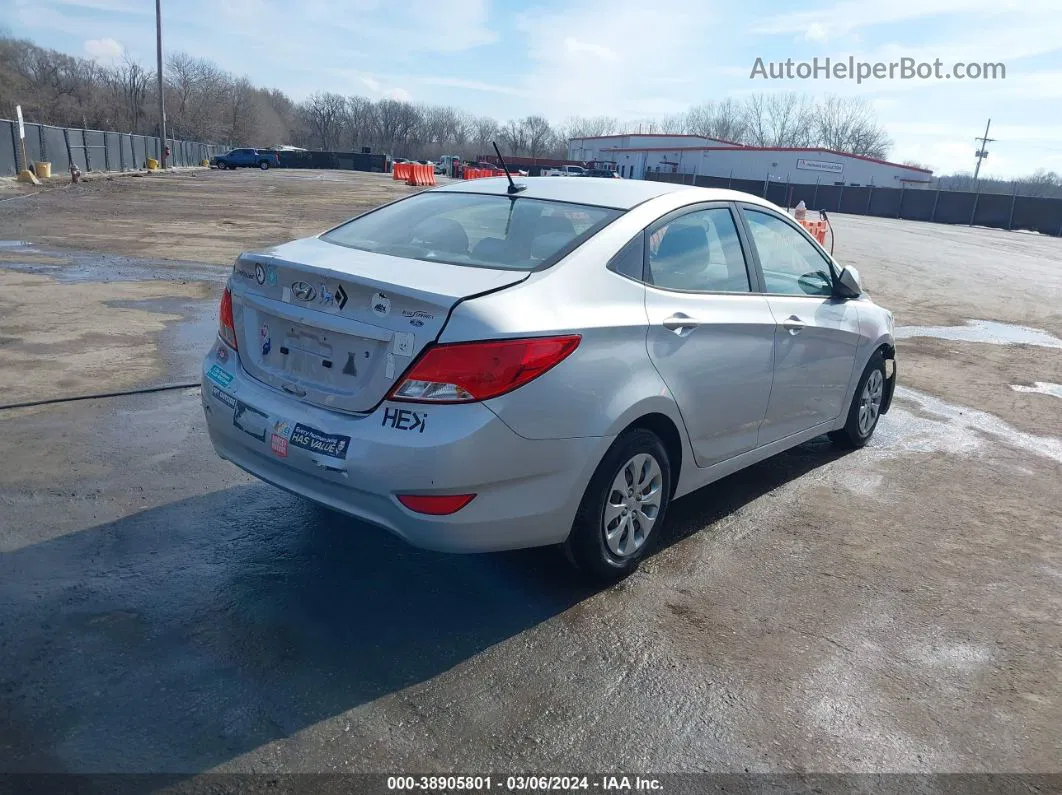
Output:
[646, 207, 751, 293]
[322, 192, 621, 271]
[607, 234, 645, 281]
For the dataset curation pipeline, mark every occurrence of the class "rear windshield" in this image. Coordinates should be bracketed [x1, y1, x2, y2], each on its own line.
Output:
[321, 192, 622, 271]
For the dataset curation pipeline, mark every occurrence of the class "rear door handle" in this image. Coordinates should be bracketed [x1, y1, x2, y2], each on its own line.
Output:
[662, 313, 701, 333]
[781, 315, 806, 334]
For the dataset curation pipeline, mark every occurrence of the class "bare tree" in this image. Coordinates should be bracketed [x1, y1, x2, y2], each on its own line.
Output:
[500, 119, 526, 156]
[521, 115, 554, 157]
[814, 95, 891, 159]
[562, 115, 619, 139]
[299, 92, 346, 149]
[742, 92, 815, 147]
[685, 99, 745, 142]
[471, 116, 499, 155]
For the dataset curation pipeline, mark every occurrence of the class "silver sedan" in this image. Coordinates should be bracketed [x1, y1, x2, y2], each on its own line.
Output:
[201, 177, 895, 580]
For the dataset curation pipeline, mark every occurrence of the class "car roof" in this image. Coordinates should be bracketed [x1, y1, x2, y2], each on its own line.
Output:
[434, 176, 775, 211]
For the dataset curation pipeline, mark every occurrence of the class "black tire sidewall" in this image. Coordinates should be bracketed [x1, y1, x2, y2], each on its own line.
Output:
[567, 429, 672, 580]
[847, 354, 887, 443]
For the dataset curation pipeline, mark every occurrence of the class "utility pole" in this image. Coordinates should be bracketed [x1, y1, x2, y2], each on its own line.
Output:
[973, 118, 995, 182]
[155, 0, 167, 168]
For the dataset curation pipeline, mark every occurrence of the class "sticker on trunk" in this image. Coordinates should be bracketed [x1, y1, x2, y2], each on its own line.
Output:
[207, 364, 234, 388]
[393, 332, 415, 357]
[210, 385, 236, 409]
[234, 261, 257, 281]
[370, 292, 391, 317]
[233, 400, 269, 442]
[289, 424, 351, 459]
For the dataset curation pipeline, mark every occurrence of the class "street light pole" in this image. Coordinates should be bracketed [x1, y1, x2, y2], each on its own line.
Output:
[155, 0, 167, 168]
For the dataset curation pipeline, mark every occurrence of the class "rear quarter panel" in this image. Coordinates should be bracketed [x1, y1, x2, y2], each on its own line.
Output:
[439, 196, 693, 442]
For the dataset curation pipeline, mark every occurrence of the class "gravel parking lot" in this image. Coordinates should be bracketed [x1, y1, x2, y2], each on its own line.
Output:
[1, 169, 1060, 776]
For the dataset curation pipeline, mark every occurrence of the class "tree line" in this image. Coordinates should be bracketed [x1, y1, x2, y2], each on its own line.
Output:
[0, 32, 897, 161]
[3, 31, 1060, 197]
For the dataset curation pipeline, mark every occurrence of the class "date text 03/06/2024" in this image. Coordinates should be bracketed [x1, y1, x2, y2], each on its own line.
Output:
[386, 776, 664, 791]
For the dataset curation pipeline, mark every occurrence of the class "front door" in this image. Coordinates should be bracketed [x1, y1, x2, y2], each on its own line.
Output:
[740, 206, 862, 444]
[643, 204, 776, 468]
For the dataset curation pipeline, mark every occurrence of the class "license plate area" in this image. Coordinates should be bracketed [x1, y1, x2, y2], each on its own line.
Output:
[255, 317, 378, 396]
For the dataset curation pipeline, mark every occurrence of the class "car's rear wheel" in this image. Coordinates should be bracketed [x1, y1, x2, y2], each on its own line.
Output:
[829, 353, 886, 449]
[565, 429, 671, 582]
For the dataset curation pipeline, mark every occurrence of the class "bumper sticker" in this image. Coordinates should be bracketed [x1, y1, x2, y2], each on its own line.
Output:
[211, 385, 237, 409]
[289, 424, 351, 459]
[270, 433, 288, 457]
[207, 364, 234, 388]
[233, 400, 269, 442]
[382, 407, 427, 433]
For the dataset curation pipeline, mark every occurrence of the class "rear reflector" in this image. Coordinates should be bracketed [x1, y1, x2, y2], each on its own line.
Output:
[219, 286, 238, 350]
[397, 493, 476, 515]
[388, 335, 581, 403]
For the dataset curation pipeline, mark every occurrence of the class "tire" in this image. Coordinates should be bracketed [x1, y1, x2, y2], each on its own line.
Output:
[259, 161, 269, 170]
[829, 352, 887, 449]
[564, 428, 672, 582]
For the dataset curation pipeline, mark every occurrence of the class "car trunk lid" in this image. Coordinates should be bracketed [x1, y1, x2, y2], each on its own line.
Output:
[229, 237, 528, 413]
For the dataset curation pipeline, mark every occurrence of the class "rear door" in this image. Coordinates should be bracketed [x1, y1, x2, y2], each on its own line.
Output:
[229, 237, 527, 414]
[643, 203, 776, 468]
[738, 205, 861, 444]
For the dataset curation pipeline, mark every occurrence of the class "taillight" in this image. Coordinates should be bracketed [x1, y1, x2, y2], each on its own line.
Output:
[219, 286, 238, 350]
[397, 493, 476, 515]
[387, 335, 580, 403]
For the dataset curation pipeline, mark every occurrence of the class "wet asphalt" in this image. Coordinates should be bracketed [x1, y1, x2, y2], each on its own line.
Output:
[2, 244, 1061, 777]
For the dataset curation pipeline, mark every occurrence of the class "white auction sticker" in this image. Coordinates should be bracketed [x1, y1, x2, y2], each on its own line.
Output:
[392, 332, 415, 357]
[385, 353, 396, 379]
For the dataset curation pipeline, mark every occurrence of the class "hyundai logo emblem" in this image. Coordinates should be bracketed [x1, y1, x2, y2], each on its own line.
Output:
[291, 281, 316, 302]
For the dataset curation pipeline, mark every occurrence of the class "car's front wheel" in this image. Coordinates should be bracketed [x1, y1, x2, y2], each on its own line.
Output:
[829, 352, 887, 449]
[259, 160, 269, 170]
[565, 429, 672, 582]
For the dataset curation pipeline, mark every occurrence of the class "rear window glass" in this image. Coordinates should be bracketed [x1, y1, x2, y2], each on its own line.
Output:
[321, 192, 621, 271]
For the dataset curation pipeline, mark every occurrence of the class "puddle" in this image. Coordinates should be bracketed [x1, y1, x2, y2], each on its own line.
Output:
[895, 319, 1062, 349]
[868, 387, 1062, 465]
[0, 245, 227, 285]
[1011, 382, 1062, 400]
[110, 296, 218, 380]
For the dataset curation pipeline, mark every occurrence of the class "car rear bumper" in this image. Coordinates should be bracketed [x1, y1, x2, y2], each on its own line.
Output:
[200, 344, 608, 553]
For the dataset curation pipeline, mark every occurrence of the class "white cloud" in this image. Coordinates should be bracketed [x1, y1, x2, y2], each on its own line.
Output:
[360, 76, 381, 92]
[563, 37, 615, 60]
[413, 76, 524, 96]
[83, 37, 124, 63]
[390, 87, 412, 102]
[803, 22, 829, 42]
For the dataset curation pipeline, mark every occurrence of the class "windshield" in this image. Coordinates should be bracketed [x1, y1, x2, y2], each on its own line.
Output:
[321, 192, 621, 271]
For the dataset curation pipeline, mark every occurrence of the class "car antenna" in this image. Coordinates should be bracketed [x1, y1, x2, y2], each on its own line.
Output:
[492, 141, 526, 195]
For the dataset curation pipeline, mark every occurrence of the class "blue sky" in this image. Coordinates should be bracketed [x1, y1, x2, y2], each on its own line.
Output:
[4, 0, 1061, 177]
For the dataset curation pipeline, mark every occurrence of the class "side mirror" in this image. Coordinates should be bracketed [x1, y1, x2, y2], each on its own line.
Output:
[835, 266, 862, 298]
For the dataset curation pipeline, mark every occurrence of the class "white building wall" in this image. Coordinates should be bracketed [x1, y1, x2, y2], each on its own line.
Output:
[567, 135, 738, 165]
[672, 148, 931, 187]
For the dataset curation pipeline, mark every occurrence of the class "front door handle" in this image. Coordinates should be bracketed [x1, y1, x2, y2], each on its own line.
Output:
[781, 315, 806, 335]
[663, 313, 701, 333]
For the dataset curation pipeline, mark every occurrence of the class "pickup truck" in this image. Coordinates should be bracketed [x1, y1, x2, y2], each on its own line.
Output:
[213, 148, 280, 170]
[541, 165, 586, 177]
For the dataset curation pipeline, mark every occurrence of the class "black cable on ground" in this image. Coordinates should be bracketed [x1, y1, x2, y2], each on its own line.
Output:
[0, 381, 200, 412]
